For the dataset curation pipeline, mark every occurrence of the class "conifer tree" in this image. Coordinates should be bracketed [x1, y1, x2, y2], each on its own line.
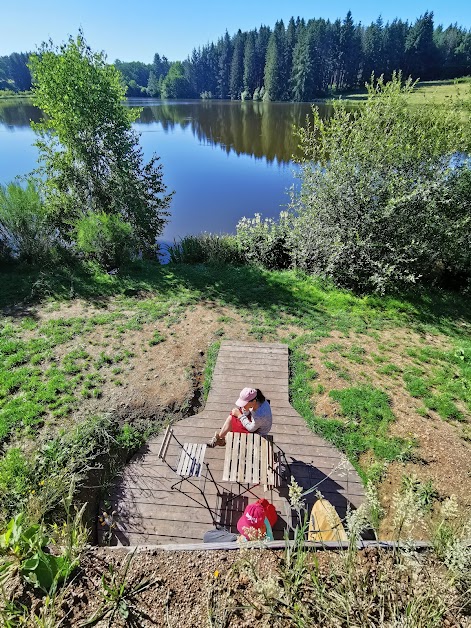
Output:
[263, 22, 285, 101]
[229, 30, 245, 99]
[405, 11, 438, 79]
[243, 31, 257, 96]
[217, 31, 232, 98]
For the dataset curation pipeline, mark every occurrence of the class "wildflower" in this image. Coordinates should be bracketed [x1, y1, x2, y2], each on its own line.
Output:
[345, 502, 370, 541]
[440, 495, 459, 520]
[288, 477, 305, 511]
[254, 575, 281, 600]
[213, 570, 219, 578]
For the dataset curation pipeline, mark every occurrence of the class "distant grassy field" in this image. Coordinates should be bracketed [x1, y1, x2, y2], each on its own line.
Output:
[340, 76, 471, 104]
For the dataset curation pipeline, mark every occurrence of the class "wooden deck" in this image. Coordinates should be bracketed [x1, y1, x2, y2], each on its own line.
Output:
[102, 341, 365, 546]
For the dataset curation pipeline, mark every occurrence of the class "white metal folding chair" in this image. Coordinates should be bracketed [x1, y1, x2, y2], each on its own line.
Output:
[158, 425, 218, 524]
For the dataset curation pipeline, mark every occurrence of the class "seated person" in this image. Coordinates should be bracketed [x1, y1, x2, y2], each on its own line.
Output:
[208, 387, 272, 447]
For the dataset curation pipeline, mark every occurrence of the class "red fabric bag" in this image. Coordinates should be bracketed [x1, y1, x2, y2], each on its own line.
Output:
[257, 498, 278, 527]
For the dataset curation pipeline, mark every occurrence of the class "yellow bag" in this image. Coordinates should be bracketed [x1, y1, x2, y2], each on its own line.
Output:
[308, 499, 348, 542]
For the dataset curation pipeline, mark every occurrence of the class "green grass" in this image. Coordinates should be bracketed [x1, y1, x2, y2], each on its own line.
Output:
[289, 344, 414, 481]
[339, 77, 471, 105]
[203, 341, 221, 401]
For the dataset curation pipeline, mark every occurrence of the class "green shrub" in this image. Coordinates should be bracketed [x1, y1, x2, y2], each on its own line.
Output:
[0, 181, 54, 262]
[290, 74, 471, 293]
[75, 212, 136, 268]
[236, 211, 292, 269]
[0, 513, 77, 592]
[167, 233, 243, 265]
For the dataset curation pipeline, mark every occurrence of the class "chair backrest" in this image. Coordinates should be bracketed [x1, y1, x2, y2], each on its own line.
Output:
[158, 425, 173, 462]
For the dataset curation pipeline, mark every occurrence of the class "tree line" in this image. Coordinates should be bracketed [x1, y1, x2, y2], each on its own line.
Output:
[1, 11, 471, 100]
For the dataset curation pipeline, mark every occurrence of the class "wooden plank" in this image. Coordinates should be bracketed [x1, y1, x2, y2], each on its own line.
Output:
[214, 357, 289, 368]
[211, 375, 290, 389]
[267, 439, 275, 487]
[222, 432, 233, 482]
[238, 433, 247, 483]
[196, 444, 206, 477]
[252, 436, 260, 485]
[222, 341, 286, 349]
[195, 408, 304, 421]
[176, 446, 186, 476]
[230, 433, 240, 482]
[202, 400, 296, 412]
[245, 433, 253, 486]
[157, 425, 171, 459]
[207, 391, 288, 402]
[217, 348, 287, 357]
[184, 443, 194, 475]
[219, 345, 287, 354]
[213, 363, 288, 375]
[117, 505, 218, 526]
[260, 436, 268, 487]
[185, 443, 196, 476]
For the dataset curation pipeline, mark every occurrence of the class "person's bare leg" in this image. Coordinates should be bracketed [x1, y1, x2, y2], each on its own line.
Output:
[208, 414, 232, 447]
[218, 415, 233, 438]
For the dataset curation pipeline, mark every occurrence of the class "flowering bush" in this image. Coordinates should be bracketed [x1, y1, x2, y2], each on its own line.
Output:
[236, 211, 292, 269]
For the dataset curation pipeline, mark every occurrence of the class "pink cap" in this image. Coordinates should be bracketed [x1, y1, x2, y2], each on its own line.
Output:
[237, 503, 267, 539]
[236, 387, 257, 408]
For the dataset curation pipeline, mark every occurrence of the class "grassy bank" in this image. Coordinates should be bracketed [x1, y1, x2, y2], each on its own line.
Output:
[0, 89, 32, 99]
[339, 76, 471, 104]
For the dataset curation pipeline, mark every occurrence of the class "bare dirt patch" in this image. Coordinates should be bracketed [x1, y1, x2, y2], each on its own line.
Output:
[29, 300, 253, 435]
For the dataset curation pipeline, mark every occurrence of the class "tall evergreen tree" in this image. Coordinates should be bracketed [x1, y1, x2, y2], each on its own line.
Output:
[217, 31, 232, 98]
[339, 11, 362, 89]
[285, 17, 297, 98]
[243, 31, 257, 96]
[5, 52, 32, 91]
[383, 19, 409, 79]
[264, 21, 285, 101]
[229, 30, 245, 99]
[405, 11, 438, 79]
[362, 17, 386, 82]
[291, 23, 310, 101]
[255, 26, 271, 89]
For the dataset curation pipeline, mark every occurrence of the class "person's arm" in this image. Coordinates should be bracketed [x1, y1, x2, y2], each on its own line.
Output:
[239, 411, 258, 432]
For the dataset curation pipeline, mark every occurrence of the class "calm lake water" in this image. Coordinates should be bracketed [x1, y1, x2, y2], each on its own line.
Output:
[0, 98, 335, 241]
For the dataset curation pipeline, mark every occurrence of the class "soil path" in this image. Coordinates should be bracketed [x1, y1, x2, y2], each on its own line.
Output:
[104, 341, 365, 545]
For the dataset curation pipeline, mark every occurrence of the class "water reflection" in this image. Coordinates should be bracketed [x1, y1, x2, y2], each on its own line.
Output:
[0, 99, 42, 128]
[0, 98, 335, 164]
[130, 99, 334, 164]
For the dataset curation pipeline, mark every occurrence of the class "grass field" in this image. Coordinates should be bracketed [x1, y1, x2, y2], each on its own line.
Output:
[340, 76, 471, 104]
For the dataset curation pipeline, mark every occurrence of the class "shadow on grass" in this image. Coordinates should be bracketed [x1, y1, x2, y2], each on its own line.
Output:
[0, 260, 469, 337]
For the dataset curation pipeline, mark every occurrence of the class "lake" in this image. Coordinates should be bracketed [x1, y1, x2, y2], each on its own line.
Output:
[0, 98, 334, 242]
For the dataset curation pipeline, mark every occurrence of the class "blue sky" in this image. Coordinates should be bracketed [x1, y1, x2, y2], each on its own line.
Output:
[2, 0, 470, 63]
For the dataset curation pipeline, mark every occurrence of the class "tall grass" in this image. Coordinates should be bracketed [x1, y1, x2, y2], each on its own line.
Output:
[167, 233, 244, 265]
[0, 180, 55, 263]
